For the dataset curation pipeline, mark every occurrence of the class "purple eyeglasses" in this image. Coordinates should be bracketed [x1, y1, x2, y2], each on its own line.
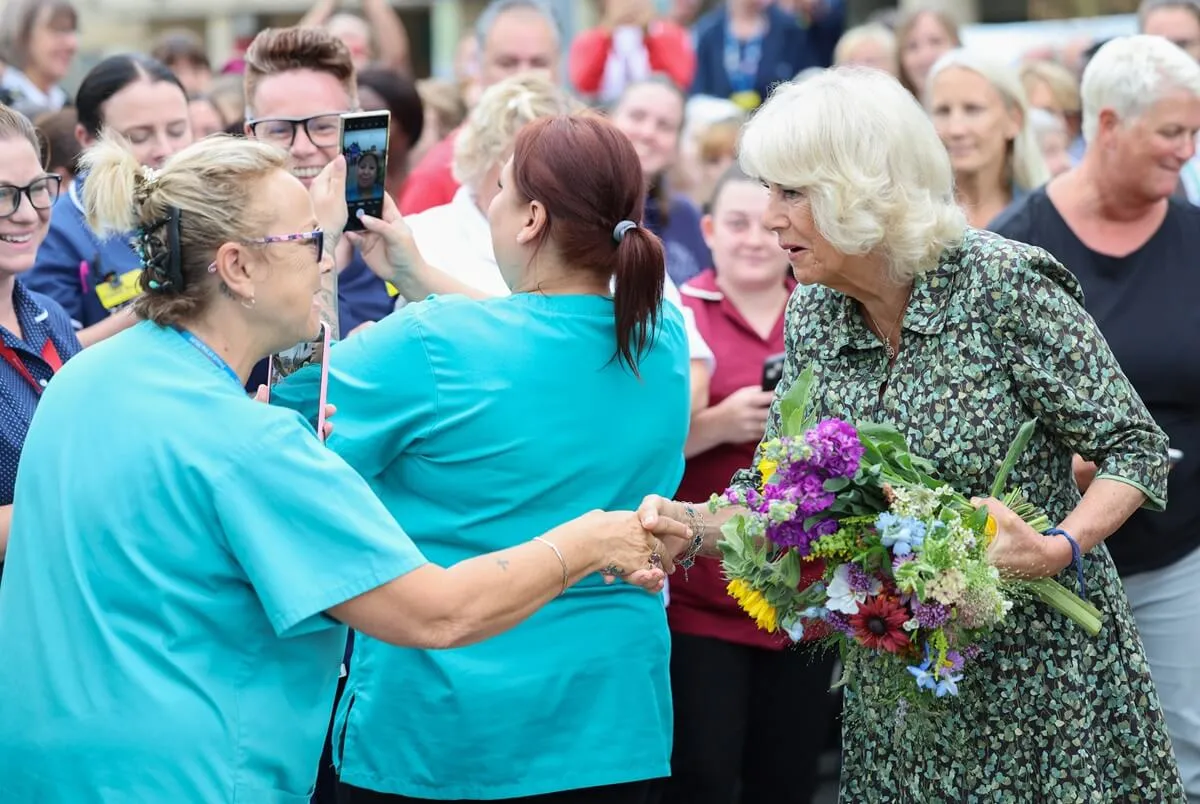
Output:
[207, 230, 326, 272]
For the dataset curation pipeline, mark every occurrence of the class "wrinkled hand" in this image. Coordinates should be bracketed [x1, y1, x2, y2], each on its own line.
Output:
[345, 192, 424, 288]
[309, 155, 348, 240]
[973, 496, 1071, 579]
[253, 385, 337, 440]
[718, 386, 775, 445]
[583, 507, 691, 592]
[636, 495, 694, 563]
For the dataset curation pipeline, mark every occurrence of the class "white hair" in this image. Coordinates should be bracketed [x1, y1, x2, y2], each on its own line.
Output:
[833, 23, 897, 69]
[927, 50, 1051, 193]
[451, 73, 576, 189]
[1081, 34, 1200, 142]
[738, 67, 966, 281]
[1028, 107, 1067, 140]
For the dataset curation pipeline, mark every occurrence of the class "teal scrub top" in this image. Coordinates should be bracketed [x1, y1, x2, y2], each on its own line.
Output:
[316, 293, 689, 798]
[0, 321, 428, 803]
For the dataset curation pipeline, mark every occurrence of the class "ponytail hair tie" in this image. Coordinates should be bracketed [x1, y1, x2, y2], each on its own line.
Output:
[612, 220, 637, 243]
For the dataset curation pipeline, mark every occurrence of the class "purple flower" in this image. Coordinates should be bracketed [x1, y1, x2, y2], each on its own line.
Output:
[846, 563, 877, 594]
[944, 650, 965, 673]
[912, 600, 950, 629]
[826, 610, 855, 635]
[805, 418, 865, 479]
[766, 516, 837, 555]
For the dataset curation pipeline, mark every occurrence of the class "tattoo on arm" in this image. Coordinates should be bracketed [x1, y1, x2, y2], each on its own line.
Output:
[317, 267, 339, 340]
[496, 559, 510, 571]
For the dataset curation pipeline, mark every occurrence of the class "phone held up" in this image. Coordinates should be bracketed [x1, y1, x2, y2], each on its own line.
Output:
[340, 110, 391, 232]
[266, 321, 333, 444]
[761, 352, 786, 392]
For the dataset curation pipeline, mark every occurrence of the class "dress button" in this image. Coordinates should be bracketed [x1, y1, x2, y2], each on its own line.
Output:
[39, 379, 48, 387]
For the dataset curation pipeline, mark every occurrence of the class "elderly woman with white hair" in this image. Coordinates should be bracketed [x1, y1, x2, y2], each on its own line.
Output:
[994, 34, 1200, 802]
[634, 64, 1186, 800]
[926, 50, 1050, 228]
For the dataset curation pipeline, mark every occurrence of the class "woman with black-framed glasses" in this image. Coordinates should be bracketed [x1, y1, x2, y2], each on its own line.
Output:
[0, 103, 80, 584]
[0, 133, 686, 803]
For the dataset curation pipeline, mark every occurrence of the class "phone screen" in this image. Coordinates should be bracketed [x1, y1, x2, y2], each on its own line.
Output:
[267, 321, 332, 443]
[340, 111, 391, 231]
[761, 352, 786, 392]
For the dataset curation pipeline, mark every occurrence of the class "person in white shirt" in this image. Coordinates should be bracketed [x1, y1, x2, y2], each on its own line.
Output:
[397, 73, 715, 409]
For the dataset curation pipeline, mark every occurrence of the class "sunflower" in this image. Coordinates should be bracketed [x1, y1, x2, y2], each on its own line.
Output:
[727, 578, 778, 633]
[758, 458, 778, 486]
[849, 596, 910, 653]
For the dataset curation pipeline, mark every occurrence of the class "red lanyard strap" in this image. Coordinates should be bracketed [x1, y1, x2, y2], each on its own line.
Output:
[0, 337, 63, 396]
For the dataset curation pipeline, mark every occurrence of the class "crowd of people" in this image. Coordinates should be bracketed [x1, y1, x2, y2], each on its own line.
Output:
[0, 0, 1198, 802]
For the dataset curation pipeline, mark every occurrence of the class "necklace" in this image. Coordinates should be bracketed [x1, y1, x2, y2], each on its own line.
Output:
[863, 291, 911, 362]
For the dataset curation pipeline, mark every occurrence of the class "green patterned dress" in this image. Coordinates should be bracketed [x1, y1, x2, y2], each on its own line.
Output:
[730, 229, 1185, 802]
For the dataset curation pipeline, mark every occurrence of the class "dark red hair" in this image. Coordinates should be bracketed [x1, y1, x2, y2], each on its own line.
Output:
[511, 113, 665, 376]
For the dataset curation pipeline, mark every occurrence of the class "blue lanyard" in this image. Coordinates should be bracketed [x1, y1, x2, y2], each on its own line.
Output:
[174, 327, 242, 386]
[724, 27, 763, 94]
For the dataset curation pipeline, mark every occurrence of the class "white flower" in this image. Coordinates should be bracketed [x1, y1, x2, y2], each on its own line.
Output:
[825, 564, 879, 614]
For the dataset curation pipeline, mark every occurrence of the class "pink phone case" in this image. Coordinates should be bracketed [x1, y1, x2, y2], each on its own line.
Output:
[314, 321, 332, 444]
[266, 321, 332, 444]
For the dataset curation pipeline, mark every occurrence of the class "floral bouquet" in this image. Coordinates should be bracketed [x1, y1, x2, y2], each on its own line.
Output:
[714, 367, 1102, 710]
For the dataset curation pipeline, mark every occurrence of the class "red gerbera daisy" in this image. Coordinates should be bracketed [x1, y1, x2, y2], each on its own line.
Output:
[850, 596, 910, 654]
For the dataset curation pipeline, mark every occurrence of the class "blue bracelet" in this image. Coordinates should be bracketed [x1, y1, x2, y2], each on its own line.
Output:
[1043, 528, 1086, 597]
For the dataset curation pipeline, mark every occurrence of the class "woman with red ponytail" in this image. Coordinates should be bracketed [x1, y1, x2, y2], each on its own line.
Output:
[295, 111, 690, 803]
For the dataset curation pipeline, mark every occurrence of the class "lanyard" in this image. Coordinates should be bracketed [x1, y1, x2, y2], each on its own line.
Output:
[173, 327, 242, 387]
[0, 337, 63, 396]
[724, 27, 763, 94]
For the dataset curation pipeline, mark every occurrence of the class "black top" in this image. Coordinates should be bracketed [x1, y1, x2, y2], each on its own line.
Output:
[993, 187, 1200, 576]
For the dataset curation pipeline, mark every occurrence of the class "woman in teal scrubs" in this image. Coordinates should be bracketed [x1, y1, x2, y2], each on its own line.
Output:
[0, 134, 685, 804]
[325, 114, 690, 803]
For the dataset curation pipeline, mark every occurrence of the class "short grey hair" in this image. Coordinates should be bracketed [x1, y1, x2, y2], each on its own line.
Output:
[475, 0, 561, 51]
[739, 67, 966, 281]
[1138, 0, 1200, 29]
[1081, 34, 1200, 142]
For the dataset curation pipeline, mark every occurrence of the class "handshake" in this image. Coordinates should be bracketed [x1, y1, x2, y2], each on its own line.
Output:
[564, 495, 706, 594]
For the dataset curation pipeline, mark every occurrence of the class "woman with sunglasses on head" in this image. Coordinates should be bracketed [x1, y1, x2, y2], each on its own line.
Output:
[0, 103, 79, 585]
[0, 133, 686, 803]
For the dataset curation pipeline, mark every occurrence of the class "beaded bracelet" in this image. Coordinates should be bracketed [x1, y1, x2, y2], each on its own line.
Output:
[1043, 527, 1087, 597]
[533, 536, 569, 596]
[678, 503, 707, 580]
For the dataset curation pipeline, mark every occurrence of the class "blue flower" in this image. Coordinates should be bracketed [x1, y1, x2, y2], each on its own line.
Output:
[935, 673, 962, 698]
[876, 513, 927, 557]
[907, 658, 937, 692]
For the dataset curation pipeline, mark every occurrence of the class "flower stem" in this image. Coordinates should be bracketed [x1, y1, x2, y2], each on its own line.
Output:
[1023, 577, 1103, 636]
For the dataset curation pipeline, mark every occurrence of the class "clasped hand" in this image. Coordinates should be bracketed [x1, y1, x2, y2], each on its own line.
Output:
[972, 496, 1073, 580]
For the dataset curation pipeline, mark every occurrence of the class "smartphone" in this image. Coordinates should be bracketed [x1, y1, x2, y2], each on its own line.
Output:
[340, 110, 391, 232]
[1169, 448, 1184, 466]
[267, 321, 332, 443]
[761, 352, 786, 392]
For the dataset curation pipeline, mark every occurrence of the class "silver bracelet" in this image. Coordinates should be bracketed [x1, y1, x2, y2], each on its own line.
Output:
[533, 536, 569, 596]
[678, 503, 707, 579]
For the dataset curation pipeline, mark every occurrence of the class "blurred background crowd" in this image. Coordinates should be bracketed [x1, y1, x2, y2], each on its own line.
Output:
[1, 0, 1198, 802]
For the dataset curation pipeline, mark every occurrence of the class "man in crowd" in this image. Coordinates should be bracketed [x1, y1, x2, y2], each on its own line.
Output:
[242, 26, 394, 335]
[399, 0, 561, 214]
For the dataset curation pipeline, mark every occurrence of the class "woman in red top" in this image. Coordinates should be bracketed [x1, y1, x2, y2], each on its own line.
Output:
[569, 0, 695, 105]
[667, 166, 837, 804]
